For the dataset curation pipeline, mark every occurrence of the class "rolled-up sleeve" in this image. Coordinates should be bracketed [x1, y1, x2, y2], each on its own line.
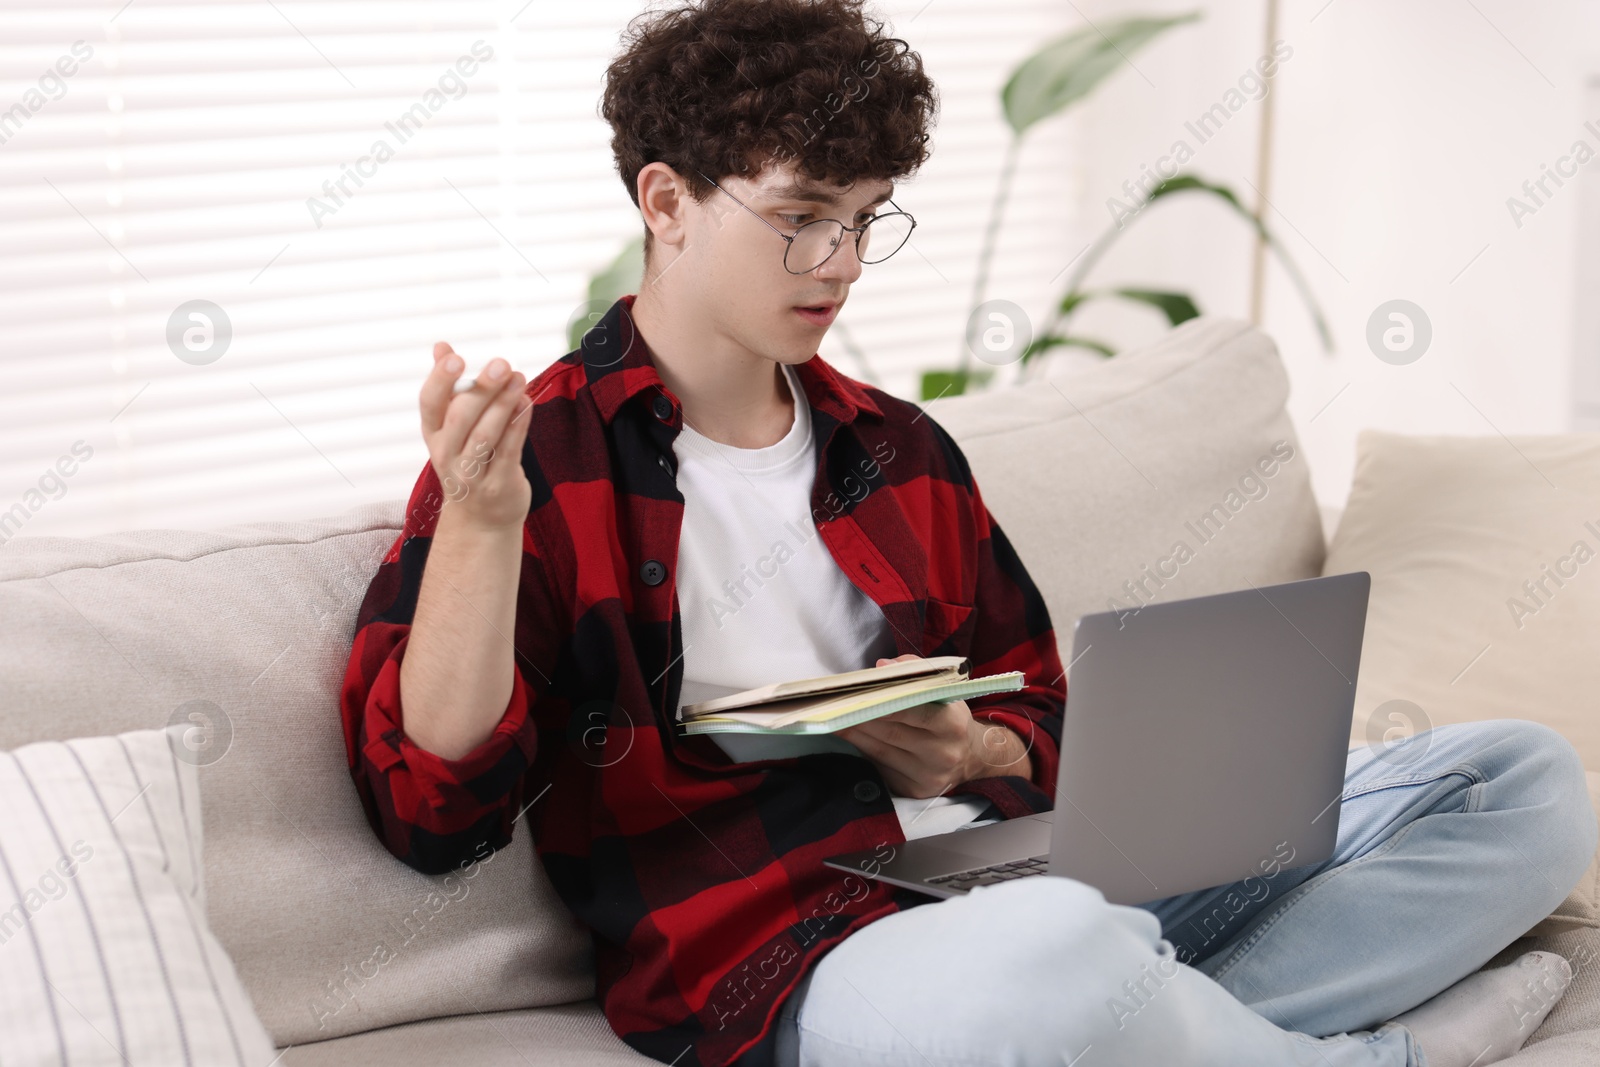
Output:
[338, 460, 558, 875]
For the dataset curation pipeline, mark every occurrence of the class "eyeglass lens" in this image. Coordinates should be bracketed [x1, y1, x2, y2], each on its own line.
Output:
[786, 213, 913, 273]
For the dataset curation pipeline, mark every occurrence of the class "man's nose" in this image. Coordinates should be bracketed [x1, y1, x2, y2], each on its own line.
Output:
[815, 232, 864, 282]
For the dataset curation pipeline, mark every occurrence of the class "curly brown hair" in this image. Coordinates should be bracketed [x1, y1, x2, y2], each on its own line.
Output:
[600, 0, 938, 262]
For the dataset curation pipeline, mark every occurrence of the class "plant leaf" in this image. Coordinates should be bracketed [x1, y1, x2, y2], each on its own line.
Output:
[1024, 334, 1117, 362]
[920, 368, 993, 401]
[1002, 12, 1202, 134]
[1058, 289, 1093, 316]
[1141, 175, 1333, 349]
[1145, 174, 1246, 212]
[1111, 288, 1200, 326]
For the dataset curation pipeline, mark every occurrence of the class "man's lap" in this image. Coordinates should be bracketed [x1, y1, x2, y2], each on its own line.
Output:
[779, 718, 1594, 1066]
[1132, 719, 1496, 972]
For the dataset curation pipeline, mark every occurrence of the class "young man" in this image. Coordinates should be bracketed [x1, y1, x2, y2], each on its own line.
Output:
[340, 3, 1597, 1066]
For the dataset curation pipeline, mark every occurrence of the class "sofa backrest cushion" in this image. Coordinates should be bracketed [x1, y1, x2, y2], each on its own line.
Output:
[930, 316, 1327, 641]
[0, 508, 595, 1045]
[1322, 429, 1600, 769]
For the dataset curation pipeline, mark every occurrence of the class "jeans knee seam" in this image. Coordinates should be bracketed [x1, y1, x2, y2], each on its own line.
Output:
[1342, 766, 1487, 806]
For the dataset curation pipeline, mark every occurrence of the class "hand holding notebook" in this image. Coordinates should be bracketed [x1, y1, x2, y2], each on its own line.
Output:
[676, 654, 1025, 736]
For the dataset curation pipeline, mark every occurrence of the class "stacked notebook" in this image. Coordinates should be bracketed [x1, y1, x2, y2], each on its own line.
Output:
[676, 655, 1025, 736]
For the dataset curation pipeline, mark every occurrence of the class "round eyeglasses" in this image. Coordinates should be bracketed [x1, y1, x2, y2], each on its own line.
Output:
[694, 169, 917, 275]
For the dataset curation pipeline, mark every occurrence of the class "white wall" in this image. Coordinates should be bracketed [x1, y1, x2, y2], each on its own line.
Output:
[1060, 0, 1600, 510]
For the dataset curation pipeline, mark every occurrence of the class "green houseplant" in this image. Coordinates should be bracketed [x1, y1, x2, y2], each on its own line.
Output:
[927, 10, 1329, 400]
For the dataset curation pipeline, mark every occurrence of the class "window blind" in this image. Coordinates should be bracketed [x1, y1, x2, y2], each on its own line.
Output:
[0, 0, 1082, 537]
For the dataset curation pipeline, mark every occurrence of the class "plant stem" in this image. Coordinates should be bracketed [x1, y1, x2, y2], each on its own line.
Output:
[1249, 0, 1281, 323]
[957, 133, 1023, 380]
[1029, 216, 1125, 359]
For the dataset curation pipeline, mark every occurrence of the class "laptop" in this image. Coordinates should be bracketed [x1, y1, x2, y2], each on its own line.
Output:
[822, 570, 1371, 906]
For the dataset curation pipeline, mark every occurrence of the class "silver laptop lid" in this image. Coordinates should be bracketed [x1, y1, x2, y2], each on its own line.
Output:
[1051, 571, 1370, 906]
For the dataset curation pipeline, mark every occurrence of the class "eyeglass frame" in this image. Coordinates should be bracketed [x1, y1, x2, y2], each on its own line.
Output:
[692, 168, 916, 275]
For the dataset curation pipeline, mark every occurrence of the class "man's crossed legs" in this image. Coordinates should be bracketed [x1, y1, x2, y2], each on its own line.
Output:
[776, 719, 1597, 1067]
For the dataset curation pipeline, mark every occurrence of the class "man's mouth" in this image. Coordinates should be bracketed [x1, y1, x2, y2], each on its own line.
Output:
[794, 303, 839, 327]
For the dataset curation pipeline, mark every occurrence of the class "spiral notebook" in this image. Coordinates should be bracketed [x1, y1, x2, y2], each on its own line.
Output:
[676, 655, 1026, 736]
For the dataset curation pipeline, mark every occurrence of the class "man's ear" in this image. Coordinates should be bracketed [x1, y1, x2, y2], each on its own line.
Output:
[636, 162, 690, 253]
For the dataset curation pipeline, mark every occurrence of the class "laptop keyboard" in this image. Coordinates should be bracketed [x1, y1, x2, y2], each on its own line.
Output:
[925, 855, 1050, 891]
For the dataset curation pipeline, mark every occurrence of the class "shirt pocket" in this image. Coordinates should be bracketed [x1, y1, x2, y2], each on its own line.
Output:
[923, 595, 975, 656]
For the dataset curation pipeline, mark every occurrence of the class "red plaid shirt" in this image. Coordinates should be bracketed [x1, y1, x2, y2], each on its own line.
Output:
[339, 293, 1067, 1067]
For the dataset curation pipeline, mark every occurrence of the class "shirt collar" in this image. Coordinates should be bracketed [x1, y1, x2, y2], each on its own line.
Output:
[582, 293, 883, 428]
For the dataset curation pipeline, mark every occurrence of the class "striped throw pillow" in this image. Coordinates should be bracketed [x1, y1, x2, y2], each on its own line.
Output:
[0, 726, 278, 1065]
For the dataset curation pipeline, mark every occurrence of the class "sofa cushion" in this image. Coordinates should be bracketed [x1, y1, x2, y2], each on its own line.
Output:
[279, 1001, 653, 1066]
[930, 316, 1327, 642]
[0, 507, 595, 1045]
[1321, 430, 1600, 769]
[0, 726, 277, 1065]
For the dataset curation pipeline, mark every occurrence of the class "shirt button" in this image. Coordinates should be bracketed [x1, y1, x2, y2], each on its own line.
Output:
[653, 394, 674, 421]
[640, 559, 667, 586]
[852, 780, 882, 803]
[657, 454, 674, 476]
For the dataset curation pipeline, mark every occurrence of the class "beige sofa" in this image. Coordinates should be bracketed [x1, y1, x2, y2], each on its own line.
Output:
[2, 316, 1597, 1065]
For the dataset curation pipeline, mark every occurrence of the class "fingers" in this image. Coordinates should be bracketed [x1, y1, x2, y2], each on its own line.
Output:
[492, 381, 534, 470]
[422, 348, 521, 460]
[840, 726, 906, 768]
[849, 719, 920, 755]
[842, 731, 932, 798]
[460, 370, 527, 470]
[855, 709, 945, 749]
[460, 369, 528, 470]
[887, 702, 956, 733]
[419, 342, 465, 435]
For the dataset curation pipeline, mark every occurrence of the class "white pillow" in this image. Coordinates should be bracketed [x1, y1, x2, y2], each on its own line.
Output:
[0, 726, 279, 1066]
[933, 317, 1327, 642]
[1323, 430, 1600, 769]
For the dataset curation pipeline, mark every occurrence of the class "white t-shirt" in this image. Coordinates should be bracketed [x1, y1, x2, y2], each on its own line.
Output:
[671, 361, 992, 841]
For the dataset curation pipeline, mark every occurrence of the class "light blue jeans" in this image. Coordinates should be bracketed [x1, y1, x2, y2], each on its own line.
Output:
[774, 719, 1597, 1067]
